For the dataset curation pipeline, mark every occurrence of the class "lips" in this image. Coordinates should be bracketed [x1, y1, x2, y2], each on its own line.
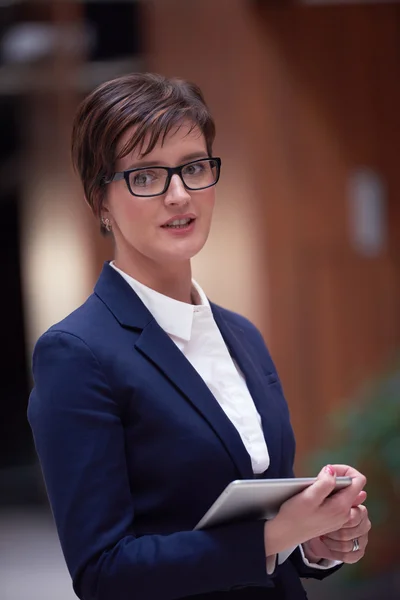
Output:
[161, 214, 196, 228]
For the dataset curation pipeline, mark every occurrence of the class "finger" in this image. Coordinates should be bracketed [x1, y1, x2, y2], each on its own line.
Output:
[327, 471, 366, 506]
[330, 464, 364, 477]
[331, 465, 367, 491]
[321, 532, 369, 554]
[301, 465, 337, 505]
[343, 505, 368, 528]
[353, 491, 367, 506]
[325, 515, 371, 543]
[325, 539, 368, 564]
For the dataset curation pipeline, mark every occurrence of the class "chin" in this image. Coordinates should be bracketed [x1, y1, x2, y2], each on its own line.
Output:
[161, 239, 207, 263]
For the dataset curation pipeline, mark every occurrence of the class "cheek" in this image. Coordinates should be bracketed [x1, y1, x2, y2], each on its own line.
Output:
[123, 202, 150, 225]
[111, 191, 155, 231]
[200, 190, 216, 217]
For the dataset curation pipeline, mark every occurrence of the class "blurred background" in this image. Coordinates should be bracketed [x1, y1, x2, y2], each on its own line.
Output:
[0, 0, 399, 598]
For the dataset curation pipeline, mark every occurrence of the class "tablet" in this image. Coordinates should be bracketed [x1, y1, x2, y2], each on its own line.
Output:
[194, 476, 353, 530]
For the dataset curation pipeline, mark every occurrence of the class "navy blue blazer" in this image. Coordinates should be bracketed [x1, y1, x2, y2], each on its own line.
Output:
[28, 263, 339, 600]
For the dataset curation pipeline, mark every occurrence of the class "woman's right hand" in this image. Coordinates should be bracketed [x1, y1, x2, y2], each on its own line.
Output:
[263, 465, 367, 557]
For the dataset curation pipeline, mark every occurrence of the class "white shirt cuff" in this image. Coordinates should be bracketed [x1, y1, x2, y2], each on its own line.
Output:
[299, 544, 343, 570]
[278, 546, 297, 565]
[267, 545, 342, 575]
[266, 554, 278, 575]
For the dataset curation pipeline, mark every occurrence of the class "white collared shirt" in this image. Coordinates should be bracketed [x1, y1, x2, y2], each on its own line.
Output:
[110, 261, 270, 474]
[110, 262, 339, 572]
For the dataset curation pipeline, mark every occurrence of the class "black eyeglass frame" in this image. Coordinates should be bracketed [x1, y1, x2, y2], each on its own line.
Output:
[103, 157, 222, 197]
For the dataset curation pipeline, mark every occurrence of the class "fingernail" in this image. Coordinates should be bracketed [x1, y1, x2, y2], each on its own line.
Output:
[324, 465, 336, 476]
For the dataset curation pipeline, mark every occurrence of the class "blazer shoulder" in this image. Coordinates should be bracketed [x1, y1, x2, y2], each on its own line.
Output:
[211, 303, 264, 341]
[212, 303, 281, 378]
[37, 293, 110, 348]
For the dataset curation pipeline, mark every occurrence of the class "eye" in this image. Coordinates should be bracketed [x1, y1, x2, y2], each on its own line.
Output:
[183, 161, 206, 177]
[132, 170, 158, 187]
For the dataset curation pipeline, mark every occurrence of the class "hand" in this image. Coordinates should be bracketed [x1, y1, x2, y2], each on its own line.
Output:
[264, 464, 367, 556]
[303, 503, 371, 564]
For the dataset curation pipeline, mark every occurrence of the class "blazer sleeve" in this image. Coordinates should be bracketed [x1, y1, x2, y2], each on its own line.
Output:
[28, 331, 272, 600]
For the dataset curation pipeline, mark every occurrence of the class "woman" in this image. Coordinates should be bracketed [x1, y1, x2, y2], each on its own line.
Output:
[28, 73, 370, 600]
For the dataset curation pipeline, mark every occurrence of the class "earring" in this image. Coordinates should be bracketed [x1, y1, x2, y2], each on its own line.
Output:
[101, 217, 112, 232]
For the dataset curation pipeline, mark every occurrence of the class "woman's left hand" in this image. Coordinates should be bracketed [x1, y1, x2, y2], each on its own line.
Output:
[303, 504, 371, 564]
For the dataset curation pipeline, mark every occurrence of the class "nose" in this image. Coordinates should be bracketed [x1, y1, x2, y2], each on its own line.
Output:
[164, 174, 191, 206]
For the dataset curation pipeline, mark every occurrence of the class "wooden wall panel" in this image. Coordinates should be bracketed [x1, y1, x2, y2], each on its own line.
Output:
[257, 5, 400, 458]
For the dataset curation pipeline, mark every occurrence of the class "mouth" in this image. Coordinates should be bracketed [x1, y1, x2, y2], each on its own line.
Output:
[161, 217, 196, 230]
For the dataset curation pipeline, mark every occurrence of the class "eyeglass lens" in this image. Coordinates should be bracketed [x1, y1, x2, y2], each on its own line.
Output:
[128, 159, 218, 196]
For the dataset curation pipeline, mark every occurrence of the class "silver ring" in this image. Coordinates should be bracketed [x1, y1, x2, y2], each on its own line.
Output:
[352, 538, 360, 552]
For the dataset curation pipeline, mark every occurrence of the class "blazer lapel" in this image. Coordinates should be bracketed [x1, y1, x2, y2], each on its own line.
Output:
[95, 263, 253, 479]
[211, 305, 282, 478]
[135, 322, 253, 479]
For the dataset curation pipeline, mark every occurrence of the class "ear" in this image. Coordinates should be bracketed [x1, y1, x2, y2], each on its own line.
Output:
[95, 186, 110, 219]
[101, 204, 112, 221]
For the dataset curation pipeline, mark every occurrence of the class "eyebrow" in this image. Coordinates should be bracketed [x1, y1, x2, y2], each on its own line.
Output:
[123, 152, 210, 171]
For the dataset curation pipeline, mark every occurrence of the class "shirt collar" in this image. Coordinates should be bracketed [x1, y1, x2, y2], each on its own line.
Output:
[109, 261, 209, 342]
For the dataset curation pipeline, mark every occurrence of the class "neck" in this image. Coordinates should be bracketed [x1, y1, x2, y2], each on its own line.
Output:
[113, 252, 194, 304]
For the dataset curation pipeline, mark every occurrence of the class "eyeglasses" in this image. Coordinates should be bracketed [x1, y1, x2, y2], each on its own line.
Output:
[104, 157, 221, 198]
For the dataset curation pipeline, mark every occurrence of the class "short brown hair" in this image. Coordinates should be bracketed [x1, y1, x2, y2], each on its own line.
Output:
[71, 72, 216, 232]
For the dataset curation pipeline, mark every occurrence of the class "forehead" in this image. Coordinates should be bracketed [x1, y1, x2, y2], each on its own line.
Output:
[116, 120, 207, 168]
